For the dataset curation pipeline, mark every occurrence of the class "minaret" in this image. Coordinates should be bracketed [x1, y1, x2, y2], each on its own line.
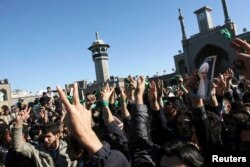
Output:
[221, 0, 231, 24]
[88, 32, 110, 84]
[178, 8, 187, 40]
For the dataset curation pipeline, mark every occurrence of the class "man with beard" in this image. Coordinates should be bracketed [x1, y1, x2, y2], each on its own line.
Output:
[11, 107, 77, 167]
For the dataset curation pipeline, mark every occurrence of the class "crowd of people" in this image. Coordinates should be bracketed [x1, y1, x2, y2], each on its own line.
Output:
[0, 38, 250, 166]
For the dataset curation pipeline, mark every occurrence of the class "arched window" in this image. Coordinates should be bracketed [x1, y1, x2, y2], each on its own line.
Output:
[0, 89, 7, 101]
[101, 48, 106, 53]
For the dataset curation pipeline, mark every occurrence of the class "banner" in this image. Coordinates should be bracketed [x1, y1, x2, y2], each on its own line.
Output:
[197, 55, 217, 100]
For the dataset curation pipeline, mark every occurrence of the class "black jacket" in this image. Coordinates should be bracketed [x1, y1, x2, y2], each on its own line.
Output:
[128, 104, 160, 167]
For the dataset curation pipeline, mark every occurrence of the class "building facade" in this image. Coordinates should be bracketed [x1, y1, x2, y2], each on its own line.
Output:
[0, 79, 12, 108]
[174, 0, 250, 76]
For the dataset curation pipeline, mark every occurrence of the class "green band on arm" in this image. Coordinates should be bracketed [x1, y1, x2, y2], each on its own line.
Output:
[100, 101, 109, 107]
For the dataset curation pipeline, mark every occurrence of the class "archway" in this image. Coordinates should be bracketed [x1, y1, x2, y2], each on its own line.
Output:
[195, 45, 229, 76]
[0, 89, 7, 101]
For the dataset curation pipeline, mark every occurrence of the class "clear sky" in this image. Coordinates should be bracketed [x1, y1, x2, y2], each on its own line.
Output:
[1, 0, 250, 92]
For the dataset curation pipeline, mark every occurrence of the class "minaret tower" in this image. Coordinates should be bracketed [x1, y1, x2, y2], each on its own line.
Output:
[178, 8, 187, 40]
[221, 0, 231, 24]
[88, 32, 110, 83]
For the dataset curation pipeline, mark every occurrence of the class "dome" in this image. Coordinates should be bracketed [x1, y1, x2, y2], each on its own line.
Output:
[92, 39, 105, 45]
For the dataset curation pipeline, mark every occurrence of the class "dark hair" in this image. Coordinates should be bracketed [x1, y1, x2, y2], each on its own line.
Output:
[179, 144, 204, 167]
[29, 125, 41, 141]
[237, 121, 250, 141]
[231, 101, 244, 113]
[243, 92, 250, 104]
[162, 140, 204, 167]
[40, 96, 51, 106]
[223, 112, 237, 131]
[41, 122, 61, 135]
[206, 111, 222, 145]
[236, 120, 250, 151]
[231, 109, 250, 124]
[1, 105, 9, 112]
[0, 123, 9, 145]
[175, 110, 193, 126]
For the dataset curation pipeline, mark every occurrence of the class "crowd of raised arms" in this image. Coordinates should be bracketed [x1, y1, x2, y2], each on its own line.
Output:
[0, 38, 250, 167]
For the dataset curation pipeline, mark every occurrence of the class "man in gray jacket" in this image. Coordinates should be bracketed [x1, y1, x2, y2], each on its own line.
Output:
[12, 108, 77, 167]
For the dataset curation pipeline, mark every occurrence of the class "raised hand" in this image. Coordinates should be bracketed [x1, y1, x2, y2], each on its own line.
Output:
[184, 69, 199, 93]
[128, 75, 136, 90]
[135, 76, 145, 105]
[99, 83, 115, 125]
[119, 87, 130, 119]
[109, 87, 116, 105]
[124, 75, 136, 103]
[223, 68, 234, 90]
[119, 87, 127, 102]
[57, 83, 102, 154]
[231, 38, 250, 80]
[85, 94, 96, 110]
[100, 83, 114, 102]
[148, 80, 157, 103]
[15, 106, 31, 128]
[214, 73, 226, 96]
[39, 109, 48, 123]
[209, 83, 218, 107]
[148, 80, 160, 110]
[157, 79, 164, 97]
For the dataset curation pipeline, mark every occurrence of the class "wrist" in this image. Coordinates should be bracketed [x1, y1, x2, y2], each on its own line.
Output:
[100, 100, 109, 108]
[150, 102, 160, 111]
[79, 130, 103, 154]
[14, 120, 23, 128]
[135, 96, 144, 105]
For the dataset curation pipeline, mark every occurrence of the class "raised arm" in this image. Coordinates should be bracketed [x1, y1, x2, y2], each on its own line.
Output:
[230, 38, 250, 80]
[128, 76, 159, 166]
[57, 83, 131, 167]
[100, 83, 115, 125]
[12, 107, 36, 158]
[57, 83, 102, 154]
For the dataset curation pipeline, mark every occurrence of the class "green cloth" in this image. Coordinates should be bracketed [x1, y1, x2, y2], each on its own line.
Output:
[67, 96, 85, 104]
[220, 28, 232, 40]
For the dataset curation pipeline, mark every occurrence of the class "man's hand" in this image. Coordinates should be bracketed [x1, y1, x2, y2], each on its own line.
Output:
[124, 75, 136, 103]
[128, 75, 136, 90]
[210, 83, 218, 107]
[99, 83, 115, 125]
[184, 69, 199, 93]
[231, 38, 250, 80]
[15, 106, 31, 128]
[157, 79, 164, 97]
[148, 81, 160, 110]
[85, 94, 96, 110]
[135, 76, 145, 104]
[57, 83, 102, 154]
[119, 87, 127, 102]
[214, 74, 226, 96]
[39, 108, 48, 123]
[223, 68, 234, 91]
[100, 83, 114, 102]
[119, 87, 130, 119]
